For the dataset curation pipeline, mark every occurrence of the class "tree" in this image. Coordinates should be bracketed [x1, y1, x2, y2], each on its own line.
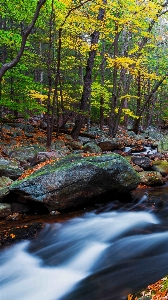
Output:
[71, 0, 107, 139]
[0, 0, 47, 80]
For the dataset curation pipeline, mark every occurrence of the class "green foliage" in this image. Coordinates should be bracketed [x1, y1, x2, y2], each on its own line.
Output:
[0, 0, 167, 130]
[0, 65, 46, 117]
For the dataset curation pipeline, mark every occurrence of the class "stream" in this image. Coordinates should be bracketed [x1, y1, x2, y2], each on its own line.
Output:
[0, 184, 168, 300]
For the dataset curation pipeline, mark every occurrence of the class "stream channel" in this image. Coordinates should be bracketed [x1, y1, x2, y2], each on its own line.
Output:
[0, 184, 168, 300]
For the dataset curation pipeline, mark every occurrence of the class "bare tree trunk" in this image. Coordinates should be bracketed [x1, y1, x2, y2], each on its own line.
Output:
[109, 24, 119, 137]
[51, 27, 62, 140]
[46, 0, 54, 147]
[47, 0, 91, 144]
[71, 1, 107, 139]
[100, 40, 105, 130]
[132, 71, 141, 134]
[132, 74, 167, 134]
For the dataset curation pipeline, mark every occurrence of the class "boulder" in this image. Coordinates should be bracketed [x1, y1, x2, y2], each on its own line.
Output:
[131, 156, 152, 170]
[10, 153, 140, 211]
[98, 140, 120, 151]
[65, 140, 83, 150]
[0, 176, 13, 200]
[0, 158, 23, 179]
[157, 137, 168, 152]
[29, 151, 65, 167]
[2, 145, 46, 165]
[139, 171, 164, 186]
[83, 142, 102, 153]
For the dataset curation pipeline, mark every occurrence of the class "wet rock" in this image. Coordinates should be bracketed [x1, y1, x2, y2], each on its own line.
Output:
[0, 176, 13, 200]
[139, 171, 164, 186]
[131, 156, 152, 170]
[0, 158, 23, 179]
[0, 203, 11, 218]
[10, 153, 140, 211]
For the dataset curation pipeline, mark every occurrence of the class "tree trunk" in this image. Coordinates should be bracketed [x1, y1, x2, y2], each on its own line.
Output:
[132, 74, 167, 134]
[132, 71, 141, 134]
[100, 40, 105, 130]
[71, 2, 106, 139]
[109, 24, 119, 137]
[46, 0, 54, 147]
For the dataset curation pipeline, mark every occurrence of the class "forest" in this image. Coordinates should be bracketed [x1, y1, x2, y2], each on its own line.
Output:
[0, 0, 168, 146]
[0, 2, 168, 299]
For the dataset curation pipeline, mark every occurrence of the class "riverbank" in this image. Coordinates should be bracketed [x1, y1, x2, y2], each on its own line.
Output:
[0, 122, 168, 218]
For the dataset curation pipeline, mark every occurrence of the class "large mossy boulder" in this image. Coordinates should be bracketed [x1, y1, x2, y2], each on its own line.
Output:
[10, 154, 140, 211]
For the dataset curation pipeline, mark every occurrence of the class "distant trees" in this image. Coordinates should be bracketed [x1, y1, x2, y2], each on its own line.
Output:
[0, 0, 167, 145]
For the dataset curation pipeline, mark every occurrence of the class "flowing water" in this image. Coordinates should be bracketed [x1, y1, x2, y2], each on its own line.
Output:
[0, 185, 168, 300]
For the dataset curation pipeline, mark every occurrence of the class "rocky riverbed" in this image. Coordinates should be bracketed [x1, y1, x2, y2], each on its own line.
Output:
[0, 124, 168, 238]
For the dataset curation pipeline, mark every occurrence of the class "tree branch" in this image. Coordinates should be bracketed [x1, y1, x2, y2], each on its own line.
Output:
[0, 0, 47, 80]
[140, 74, 168, 114]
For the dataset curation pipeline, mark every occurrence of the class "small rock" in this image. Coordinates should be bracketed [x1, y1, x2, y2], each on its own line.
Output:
[83, 142, 102, 153]
[6, 213, 23, 221]
[0, 176, 13, 200]
[98, 140, 120, 151]
[66, 140, 83, 150]
[133, 165, 144, 172]
[49, 210, 61, 215]
[0, 158, 23, 179]
[131, 156, 152, 170]
[139, 171, 164, 186]
[0, 203, 12, 218]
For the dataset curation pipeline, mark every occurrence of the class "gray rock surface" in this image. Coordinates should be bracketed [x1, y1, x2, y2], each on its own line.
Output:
[97, 140, 121, 151]
[10, 153, 140, 211]
[83, 142, 102, 153]
[0, 158, 23, 179]
[131, 156, 152, 170]
[0, 176, 13, 200]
